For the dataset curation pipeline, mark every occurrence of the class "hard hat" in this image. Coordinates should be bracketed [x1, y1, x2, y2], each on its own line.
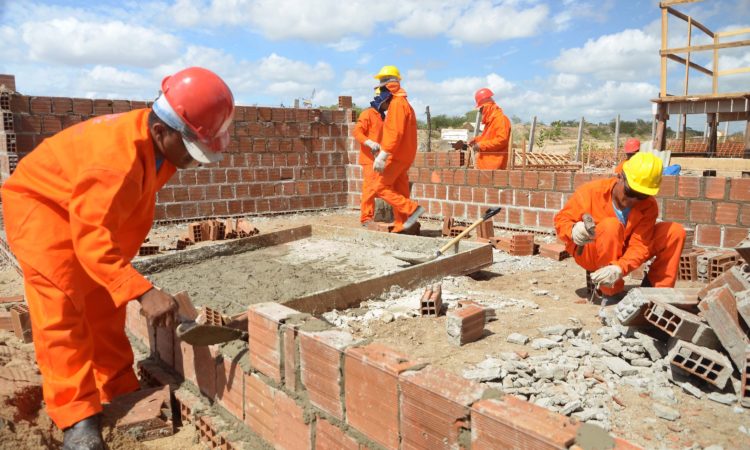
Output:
[373, 65, 401, 81]
[474, 87, 494, 108]
[622, 152, 663, 196]
[624, 138, 640, 154]
[152, 67, 235, 164]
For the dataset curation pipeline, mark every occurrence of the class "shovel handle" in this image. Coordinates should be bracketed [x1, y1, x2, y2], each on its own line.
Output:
[438, 207, 502, 255]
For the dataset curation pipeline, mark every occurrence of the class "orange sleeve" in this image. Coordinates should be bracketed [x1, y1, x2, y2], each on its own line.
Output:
[478, 114, 510, 153]
[353, 111, 371, 145]
[554, 185, 589, 249]
[615, 201, 657, 274]
[69, 168, 153, 307]
[381, 99, 406, 157]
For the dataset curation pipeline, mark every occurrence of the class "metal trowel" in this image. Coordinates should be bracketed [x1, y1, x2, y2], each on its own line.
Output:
[172, 291, 244, 346]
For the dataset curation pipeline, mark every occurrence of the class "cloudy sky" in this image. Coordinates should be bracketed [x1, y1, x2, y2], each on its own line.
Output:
[1, 0, 749, 126]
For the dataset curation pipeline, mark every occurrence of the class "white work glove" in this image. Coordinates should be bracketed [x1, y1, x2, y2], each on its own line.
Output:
[590, 265, 623, 287]
[374, 151, 390, 173]
[364, 139, 381, 155]
[572, 221, 594, 246]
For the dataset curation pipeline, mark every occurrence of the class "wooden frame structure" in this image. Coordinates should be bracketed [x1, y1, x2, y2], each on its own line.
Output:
[653, 0, 750, 158]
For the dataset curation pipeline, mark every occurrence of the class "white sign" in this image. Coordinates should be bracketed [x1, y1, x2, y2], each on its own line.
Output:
[440, 128, 469, 143]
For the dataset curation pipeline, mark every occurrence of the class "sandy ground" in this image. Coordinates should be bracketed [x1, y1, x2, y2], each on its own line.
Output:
[1, 210, 748, 449]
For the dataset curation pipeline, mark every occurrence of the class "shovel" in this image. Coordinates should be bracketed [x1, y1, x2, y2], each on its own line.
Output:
[394, 207, 502, 265]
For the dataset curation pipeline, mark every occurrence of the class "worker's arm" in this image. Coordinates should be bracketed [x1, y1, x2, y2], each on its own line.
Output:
[352, 111, 371, 145]
[477, 115, 510, 153]
[614, 201, 657, 275]
[554, 187, 588, 248]
[69, 168, 153, 307]
[380, 99, 406, 157]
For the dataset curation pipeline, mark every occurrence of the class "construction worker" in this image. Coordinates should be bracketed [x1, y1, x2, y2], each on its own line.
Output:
[614, 138, 640, 174]
[554, 152, 686, 304]
[1, 67, 234, 449]
[468, 88, 511, 170]
[371, 65, 425, 232]
[353, 88, 391, 226]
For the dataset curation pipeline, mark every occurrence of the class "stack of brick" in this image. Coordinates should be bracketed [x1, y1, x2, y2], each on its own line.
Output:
[183, 218, 260, 244]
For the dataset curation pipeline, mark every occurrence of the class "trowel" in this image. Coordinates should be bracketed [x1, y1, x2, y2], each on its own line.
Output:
[172, 291, 245, 346]
[393, 207, 502, 265]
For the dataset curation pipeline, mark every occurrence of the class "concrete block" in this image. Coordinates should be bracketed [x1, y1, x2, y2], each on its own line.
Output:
[446, 304, 485, 346]
[698, 286, 750, 369]
[643, 300, 719, 348]
[344, 343, 421, 449]
[698, 265, 750, 300]
[638, 287, 701, 310]
[668, 340, 733, 389]
[741, 348, 750, 408]
[102, 386, 173, 442]
[614, 289, 650, 326]
[738, 289, 750, 328]
[400, 366, 486, 449]
[603, 357, 638, 377]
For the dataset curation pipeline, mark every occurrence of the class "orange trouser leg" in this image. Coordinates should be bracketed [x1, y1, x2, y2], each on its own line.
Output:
[360, 163, 377, 223]
[647, 221, 686, 288]
[20, 263, 138, 429]
[374, 159, 418, 233]
[573, 217, 626, 296]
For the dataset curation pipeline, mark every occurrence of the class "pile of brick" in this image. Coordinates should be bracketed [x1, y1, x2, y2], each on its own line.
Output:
[0, 296, 32, 343]
[180, 218, 259, 246]
[614, 241, 750, 408]
[364, 220, 421, 235]
[489, 233, 536, 256]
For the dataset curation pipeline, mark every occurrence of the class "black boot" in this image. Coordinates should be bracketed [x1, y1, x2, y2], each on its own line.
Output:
[63, 414, 104, 450]
[640, 275, 652, 288]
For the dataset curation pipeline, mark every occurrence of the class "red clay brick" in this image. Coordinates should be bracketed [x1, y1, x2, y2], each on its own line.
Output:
[248, 303, 299, 383]
[471, 397, 579, 450]
[664, 199, 688, 221]
[344, 343, 421, 449]
[689, 200, 713, 224]
[677, 176, 701, 198]
[299, 329, 355, 420]
[523, 171, 539, 189]
[216, 357, 245, 421]
[724, 227, 749, 247]
[245, 373, 276, 444]
[493, 170, 509, 187]
[274, 389, 312, 450]
[102, 385, 172, 442]
[698, 286, 750, 369]
[696, 225, 721, 247]
[282, 323, 301, 392]
[446, 304, 485, 346]
[155, 325, 174, 367]
[729, 178, 750, 201]
[175, 342, 218, 399]
[555, 172, 573, 192]
[704, 177, 727, 199]
[658, 176, 676, 198]
[315, 417, 359, 450]
[715, 202, 739, 225]
[399, 366, 485, 450]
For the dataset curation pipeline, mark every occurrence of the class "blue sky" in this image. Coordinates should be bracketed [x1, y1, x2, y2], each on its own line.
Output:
[1, 0, 749, 126]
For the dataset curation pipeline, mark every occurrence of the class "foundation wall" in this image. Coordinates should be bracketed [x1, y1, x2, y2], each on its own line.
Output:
[127, 300, 638, 450]
[346, 151, 750, 249]
[0, 74, 354, 221]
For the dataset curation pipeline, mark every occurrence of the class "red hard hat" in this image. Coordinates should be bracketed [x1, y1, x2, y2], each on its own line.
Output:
[474, 87, 494, 108]
[624, 138, 641, 154]
[154, 67, 235, 164]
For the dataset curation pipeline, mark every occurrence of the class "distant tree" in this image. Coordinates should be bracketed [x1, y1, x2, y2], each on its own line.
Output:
[511, 115, 523, 124]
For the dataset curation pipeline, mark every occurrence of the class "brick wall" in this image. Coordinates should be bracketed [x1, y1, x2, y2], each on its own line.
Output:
[0, 74, 354, 221]
[347, 150, 750, 249]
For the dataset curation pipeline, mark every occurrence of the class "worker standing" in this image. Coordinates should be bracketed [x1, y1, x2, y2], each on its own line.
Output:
[554, 153, 685, 305]
[468, 88, 512, 170]
[353, 88, 391, 226]
[614, 138, 640, 174]
[1, 67, 235, 449]
[371, 65, 425, 232]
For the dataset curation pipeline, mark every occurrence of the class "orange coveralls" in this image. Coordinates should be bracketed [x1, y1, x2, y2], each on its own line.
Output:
[1, 109, 176, 429]
[374, 83, 419, 233]
[470, 102, 511, 170]
[352, 107, 384, 224]
[614, 160, 625, 174]
[554, 178, 685, 296]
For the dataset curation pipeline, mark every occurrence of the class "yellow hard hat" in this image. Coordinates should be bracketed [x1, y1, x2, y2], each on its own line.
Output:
[373, 65, 401, 81]
[622, 152, 663, 196]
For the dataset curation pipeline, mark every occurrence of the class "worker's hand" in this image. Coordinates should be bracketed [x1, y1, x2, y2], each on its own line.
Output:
[572, 221, 595, 246]
[138, 288, 178, 328]
[470, 142, 480, 151]
[374, 151, 390, 173]
[364, 139, 381, 154]
[590, 265, 623, 287]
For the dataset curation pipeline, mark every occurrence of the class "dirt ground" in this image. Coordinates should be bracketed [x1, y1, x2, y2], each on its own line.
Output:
[1, 210, 748, 449]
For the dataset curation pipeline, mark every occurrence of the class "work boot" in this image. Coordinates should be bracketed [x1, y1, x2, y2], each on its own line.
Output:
[403, 205, 425, 230]
[63, 414, 104, 450]
[640, 275, 652, 288]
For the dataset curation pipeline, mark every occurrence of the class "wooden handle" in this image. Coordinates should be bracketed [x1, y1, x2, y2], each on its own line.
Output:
[438, 214, 491, 255]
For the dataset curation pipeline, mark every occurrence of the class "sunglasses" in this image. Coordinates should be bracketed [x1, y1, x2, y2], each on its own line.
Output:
[623, 180, 650, 200]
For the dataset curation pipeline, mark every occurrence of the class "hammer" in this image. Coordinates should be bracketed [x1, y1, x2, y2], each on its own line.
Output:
[576, 213, 596, 255]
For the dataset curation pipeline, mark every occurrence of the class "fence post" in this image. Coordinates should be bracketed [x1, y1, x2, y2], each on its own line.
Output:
[425, 105, 431, 152]
[613, 114, 620, 160]
[575, 117, 585, 162]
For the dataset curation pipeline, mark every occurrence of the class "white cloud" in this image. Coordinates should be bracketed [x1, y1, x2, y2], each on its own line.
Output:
[20, 18, 182, 68]
[257, 53, 334, 83]
[447, 1, 549, 44]
[327, 37, 364, 52]
[77, 66, 155, 99]
[552, 28, 659, 81]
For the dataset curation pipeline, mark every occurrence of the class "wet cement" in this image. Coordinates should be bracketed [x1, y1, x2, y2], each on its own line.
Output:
[149, 237, 409, 316]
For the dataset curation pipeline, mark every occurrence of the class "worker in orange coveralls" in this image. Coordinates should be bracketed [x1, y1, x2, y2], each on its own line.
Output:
[554, 153, 685, 310]
[614, 138, 641, 174]
[353, 88, 391, 226]
[468, 87, 512, 170]
[1, 67, 234, 449]
[371, 65, 425, 232]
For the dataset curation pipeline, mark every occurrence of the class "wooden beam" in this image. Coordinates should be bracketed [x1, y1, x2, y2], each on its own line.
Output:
[717, 67, 750, 76]
[661, 39, 750, 55]
[660, 0, 702, 7]
[661, 7, 669, 97]
[715, 27, 750, 38]
[713, 35, 719, 94]
[666, 7, 714, 37]
[666, 54, 713, 76]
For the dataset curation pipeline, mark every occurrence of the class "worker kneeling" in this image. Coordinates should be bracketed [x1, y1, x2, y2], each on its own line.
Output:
[554, 153, 685, 303]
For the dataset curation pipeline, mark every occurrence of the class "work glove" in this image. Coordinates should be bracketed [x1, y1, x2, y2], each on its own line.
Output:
[374, 151, 390, 173]
[590, 265, 623, 287]
[364, 139, 381, 155]
[572, 221, 595, 246]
